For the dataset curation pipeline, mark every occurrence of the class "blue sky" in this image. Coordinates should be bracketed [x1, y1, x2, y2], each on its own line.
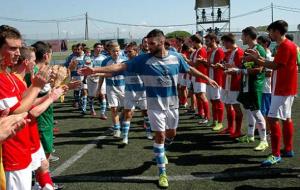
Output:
[0, 0, 299, 39]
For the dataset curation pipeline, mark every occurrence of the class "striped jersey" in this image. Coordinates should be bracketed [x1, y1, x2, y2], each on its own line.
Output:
[126, 51, 190, 110]
[102, 56, 126, 91]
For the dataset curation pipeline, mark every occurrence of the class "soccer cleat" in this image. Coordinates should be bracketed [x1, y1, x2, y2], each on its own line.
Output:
[146, 132, 153, 140]
[198, 119, 208, 125]
[281, 150, 295, 157]
[158, 173, 169, 188]
[113, 130, 121, 138]
[236, 135, 255, 143]
[261, 155, 282, 167]
[212, 123, 223, 131]
[122, 137, 128, 145]
[254, 141, 269, 151]
[49, 155, 60, 162]
[99, 113, 107, 120]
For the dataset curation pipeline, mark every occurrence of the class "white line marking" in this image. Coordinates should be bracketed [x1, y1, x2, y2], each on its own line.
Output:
[52, 135, 107, 177]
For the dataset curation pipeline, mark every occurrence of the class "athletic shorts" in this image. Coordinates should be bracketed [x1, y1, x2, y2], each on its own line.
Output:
[87, 77, 99, 97]
[221, 90, 239, 105]
[192, 80, 207, 93]
[100, 79, 106, 95]
[147, 109, 179, 132]
[268, 95, 294, 120]
[31, 144, 47, 171]
[261, 93, 272, 116]
[237, 90, 262, 111]
[124, 97, 147, 110]
[39, 125, 53, 154]
[207, 86, 222, 100]
[107, 86, 125, 107]
[178, 73, 185, 86]
[5, 163, 32, 190]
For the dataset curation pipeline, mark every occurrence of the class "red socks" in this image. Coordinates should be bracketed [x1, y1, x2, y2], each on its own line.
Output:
[235, 111, 243, 135]
[270, 120, 282, 157]
[283, 120, 294, 152]
[211, 100, 223, 123]
[36, 171, 54, 189]
[226, 106, 235, 132]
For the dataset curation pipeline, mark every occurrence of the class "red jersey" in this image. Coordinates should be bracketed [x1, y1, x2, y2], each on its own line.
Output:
[208, 47, 225, 85]
[0, 72, 32, 171]
[273, 39, 298, 96]
[192, 47, 208, 83]
[28, 114, 41, 154]
[182, 50, 192, 80]
[223, 47, 244, 91]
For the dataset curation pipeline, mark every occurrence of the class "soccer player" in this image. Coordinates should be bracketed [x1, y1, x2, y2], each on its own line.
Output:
[257, 35, 273, 133]
[0, 25, 49, 190]
[219, 33, 244, 138]
[245, 20, 298, 166]
[234, 27, 268, 151]
[101, 42, 126, 138]
[120, 42, 152, 144]
[139, 37, 149, 55]
[14, 46, 67, 190]
[78, 29, 218, 188]
[187, 34, 210, 125]
[87, 43, 107, 117]
[204, 33, 225, 131]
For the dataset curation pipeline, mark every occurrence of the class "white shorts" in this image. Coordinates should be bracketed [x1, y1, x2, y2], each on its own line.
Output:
[147, 109, 179, 132]
[87, 77, 99, 97]
[124, 98, 147, 110]
[207, 86, 222, 100]
[31, 145, 47, 171]
[191, 77, 206, 93]
[178, 73, 184, 86]
[5, 163, 32, 190]
[182, 78, 191, 88]
[268, 95, 294, 120]
[100, 79, 106, 95]
[222, 90, 239, 104]
[107, 86, 125, 107]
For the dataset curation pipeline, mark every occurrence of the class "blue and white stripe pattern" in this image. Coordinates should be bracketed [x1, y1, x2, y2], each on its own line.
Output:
[102, 56, 126, 87]
[126, 51, 190, 110]
[71, 54, 85, 78]
[125, 71, 146, 100]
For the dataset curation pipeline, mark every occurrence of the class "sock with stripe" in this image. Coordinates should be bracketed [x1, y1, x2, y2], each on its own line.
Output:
[122, 121, 130, 139]
[153, 143, 166, 175]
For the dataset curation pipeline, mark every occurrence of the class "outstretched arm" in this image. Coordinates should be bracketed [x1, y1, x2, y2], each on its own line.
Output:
[78, 63, 128, 76]
[188, 66, 219, 88]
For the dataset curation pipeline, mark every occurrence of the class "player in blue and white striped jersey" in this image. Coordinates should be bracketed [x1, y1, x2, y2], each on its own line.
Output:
[86, 43, 107, 117]
[101, 42, 127, 138]
[78, 29, 218, 188]
[121, 42, 152, 145]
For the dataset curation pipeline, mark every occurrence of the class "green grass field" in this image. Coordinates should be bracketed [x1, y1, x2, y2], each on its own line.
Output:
[50, 83, 300, 189]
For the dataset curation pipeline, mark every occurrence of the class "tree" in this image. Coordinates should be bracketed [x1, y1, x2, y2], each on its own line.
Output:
[165, 30, 192, 39]
[256, 25, 268, 32]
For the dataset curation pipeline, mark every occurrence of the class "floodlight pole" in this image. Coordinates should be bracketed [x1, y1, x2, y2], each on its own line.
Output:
[271, 2, 274, 22]
[85, 12, 89, 40]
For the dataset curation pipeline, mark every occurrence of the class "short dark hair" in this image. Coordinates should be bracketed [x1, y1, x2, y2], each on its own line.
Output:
[190, 34, 202, 44]
[267, 20, 288, 35]
[257, 35, 271, 47]
[221, 33, 236, 44]
[204, 32, 218, 41]
[0, 25, 22, 48]
[176, 37, 184, 43]
[242, 26, 257, 40]
[31, 41, 52, 62]
[146, 29, 165, 38]
[93, 42, 103, 48]
[18, 46, 36, 65]
[142, 37, 148, 43]
[285, 34, 294, 41]
[126, 41, 138, 51]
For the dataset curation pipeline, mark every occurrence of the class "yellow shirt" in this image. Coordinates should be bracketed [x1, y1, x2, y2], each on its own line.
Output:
[0, 145, 5, 190]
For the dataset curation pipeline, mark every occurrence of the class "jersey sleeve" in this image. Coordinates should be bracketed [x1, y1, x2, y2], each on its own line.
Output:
[234, 49, 244, 68]
[125, 54, 147, 74]
[177, 53, 190, 73]
[0, 76, 20, 113]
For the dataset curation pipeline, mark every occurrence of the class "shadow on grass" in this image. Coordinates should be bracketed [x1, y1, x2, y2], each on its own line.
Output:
[53, 161, 156, 185]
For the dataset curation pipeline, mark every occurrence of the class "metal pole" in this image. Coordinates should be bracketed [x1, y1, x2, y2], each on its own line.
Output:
[56, 22, 60, 40]
[229, 0, 231, 32]
[85, 12, 89, 40]
[271, 3, 274, 22]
